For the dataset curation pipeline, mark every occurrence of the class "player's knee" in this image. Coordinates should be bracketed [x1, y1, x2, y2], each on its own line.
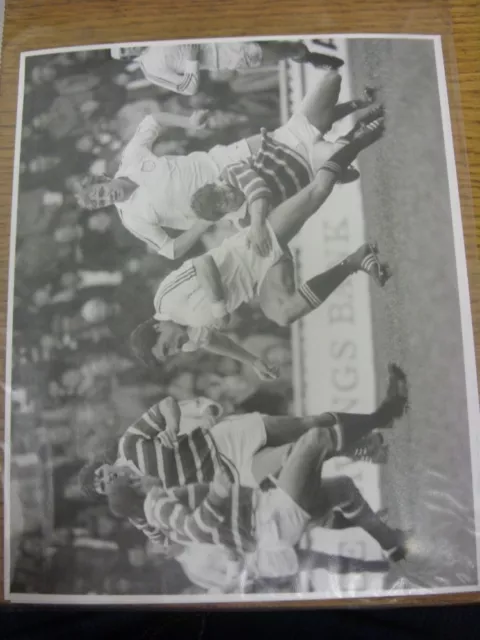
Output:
[324, 68, 341, 87]
[320, 69, 341, 101]
[273, 303, 296, 327]
[301, 427, 333, 454]
[274, 310, 290, 327]
[260, 299, 289, 327]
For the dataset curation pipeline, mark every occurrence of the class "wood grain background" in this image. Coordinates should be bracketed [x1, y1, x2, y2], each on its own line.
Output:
[0, 0, 478, 607]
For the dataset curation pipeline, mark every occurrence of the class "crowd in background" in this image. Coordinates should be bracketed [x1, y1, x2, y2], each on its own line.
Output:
[10, 49, 295, 595]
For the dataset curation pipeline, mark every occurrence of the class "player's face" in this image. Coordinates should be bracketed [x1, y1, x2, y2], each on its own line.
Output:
[94, 464, 121, 495]
[87, 182, 124, 209]
[216, 184, 245, 217]
[151, 322, 189, 360]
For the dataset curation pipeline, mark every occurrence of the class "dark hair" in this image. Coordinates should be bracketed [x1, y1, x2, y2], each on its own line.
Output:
[78, 459, 108, 503]
[130, 318, 162, 370]
[106, 475, 143, 520]
[191, 183, 227, 221]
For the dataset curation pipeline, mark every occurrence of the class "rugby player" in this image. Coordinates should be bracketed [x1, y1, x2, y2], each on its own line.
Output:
[105, 365, 409, 578]
[75, 71, 376, 261]
[79, 375, 396, 544]
[130, 112, 387, 373]
[111, 41, 344, 96]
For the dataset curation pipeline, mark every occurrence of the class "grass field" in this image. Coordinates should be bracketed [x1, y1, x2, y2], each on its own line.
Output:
[348, 38, 478, 590]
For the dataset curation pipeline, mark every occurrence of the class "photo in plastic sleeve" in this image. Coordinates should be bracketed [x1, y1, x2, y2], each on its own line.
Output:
[3, 34, 480, 604]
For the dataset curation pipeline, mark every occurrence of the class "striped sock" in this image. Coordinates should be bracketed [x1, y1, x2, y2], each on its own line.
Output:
[298, 257, 352, 310]
[320, 138, 362, 177]
[329, 405, 398, 455]
[342, 499, 406, 555]
[360, 251, 379, 275]
[335, 494, 368, 522]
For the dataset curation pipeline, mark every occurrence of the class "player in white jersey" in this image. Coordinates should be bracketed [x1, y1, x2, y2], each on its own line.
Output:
[75, 70, 376, 261]
[110, 41, 344, 96]
[130, 112, 388, 375]
[75, 113, 254, 260]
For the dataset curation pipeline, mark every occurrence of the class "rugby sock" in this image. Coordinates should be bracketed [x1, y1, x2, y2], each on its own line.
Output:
[340, 493, 405, 555]
[298, 257, 353, 310]
[320, 140, 364, 177]
[326, 401, 399, 454]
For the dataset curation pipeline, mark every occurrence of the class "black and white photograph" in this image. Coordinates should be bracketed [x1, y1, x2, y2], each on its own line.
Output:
[4, 34, 480, 604]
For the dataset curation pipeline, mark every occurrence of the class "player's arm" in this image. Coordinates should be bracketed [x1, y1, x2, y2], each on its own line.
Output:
[230, 166, 272, 257]
[192, 254, 228, 321]
[144, 65, 200, 96]
[247, 197, 273, 257]
[130, 517, 168, 545]
[205, 332, 278, 381]
[119, 400, 177, 457]
[145, 480, 229, 545]
[170, 221, 213, 261]
[244, 133, 263, 155]
[123, 216, 211, 261]
[158, 396, 182, 445]
[141, 45, 200, 96]
[125, 115, 165, 151]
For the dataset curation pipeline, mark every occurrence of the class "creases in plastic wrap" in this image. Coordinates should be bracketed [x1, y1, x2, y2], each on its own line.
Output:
[0, 2, 478, 606]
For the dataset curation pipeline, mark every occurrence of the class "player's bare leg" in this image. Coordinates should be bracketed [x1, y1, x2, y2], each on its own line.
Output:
[298, 72, 378, 136]
[296, 69, 342, 135]
[252, 364, 408, 485]
[251, 432, 388, 485]
[275, 428, 334, 514]
[276, 366, 408, 517]
[267, 110, 385, 246]
[282, 364, 408, 457]
[258, 241, 389, 327]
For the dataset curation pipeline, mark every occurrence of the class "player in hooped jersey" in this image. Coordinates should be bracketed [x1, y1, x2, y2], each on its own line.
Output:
[79, 380, 396, 544]
[74, 70, 376, 261]
[130, 110, 388, 377]
[105, 365, 410, 580]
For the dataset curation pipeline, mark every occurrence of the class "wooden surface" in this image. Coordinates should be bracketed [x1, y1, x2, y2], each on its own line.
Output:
[0, 0, 478, 607]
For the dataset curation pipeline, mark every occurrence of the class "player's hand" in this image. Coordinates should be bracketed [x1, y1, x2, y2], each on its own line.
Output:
[253, 359, 279, 381]
[247, 224, 272, 257]
[189, 109, 211, 130]
[130, 475, 161, 495]
[212, 466, 233, 498]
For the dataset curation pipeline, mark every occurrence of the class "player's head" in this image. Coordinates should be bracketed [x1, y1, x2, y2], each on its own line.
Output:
[130, 318, 189, 367]
[74, 175, 124, 210]
[78, 460, 114, 501]
[191, 181, 245, 221]
[80, 461, 134, 500]
[110, 46, 146, 61]
[105, 475, 144, 520]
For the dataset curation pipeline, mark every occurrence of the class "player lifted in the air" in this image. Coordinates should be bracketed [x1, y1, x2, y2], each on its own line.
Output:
[110, 40, 344, 96]
[75, 70, 376, 261]
[190, 97, 380, 256]
[130, 112, 388, 377]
